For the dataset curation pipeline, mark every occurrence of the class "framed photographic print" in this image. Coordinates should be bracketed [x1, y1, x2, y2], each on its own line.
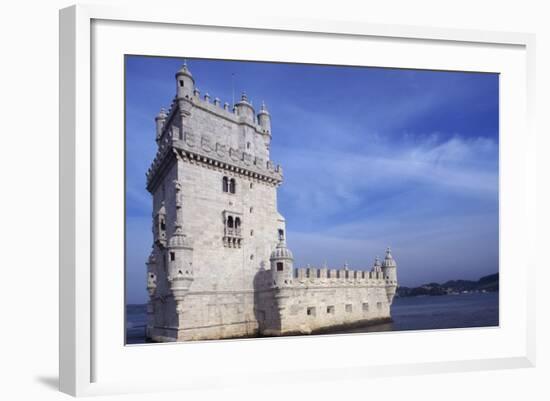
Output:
[59, 4, 536, 397]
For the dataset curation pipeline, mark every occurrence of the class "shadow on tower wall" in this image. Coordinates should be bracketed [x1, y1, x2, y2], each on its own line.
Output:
[253, 266, 281, 336]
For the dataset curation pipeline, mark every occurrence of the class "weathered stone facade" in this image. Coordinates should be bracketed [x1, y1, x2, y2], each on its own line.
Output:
[145, 62, 398, 342]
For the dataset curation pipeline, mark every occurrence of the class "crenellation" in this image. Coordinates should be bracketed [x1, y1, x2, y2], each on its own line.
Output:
[145, 63, 398, 342]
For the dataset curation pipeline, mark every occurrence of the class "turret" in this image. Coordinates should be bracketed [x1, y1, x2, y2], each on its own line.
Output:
[270, 236, 294, 288]
[382, 247, 397, 281]
[154, 107, 167, 142]
[372, 256, 382, 273]
[175, 61, 195, 99]
[167, 229, 194, 304]
[154, 202, 167, 247]
[167, 180, 194, 311]
[145, 248, 157, 339]
[146, 250, 157, 297]
[381, 247, 398, 303]
[235, 92, 255, 123]
[257, 101, 271, 134]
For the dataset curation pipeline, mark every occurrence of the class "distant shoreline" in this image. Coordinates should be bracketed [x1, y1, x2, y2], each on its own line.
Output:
[397, 272, 498, 298]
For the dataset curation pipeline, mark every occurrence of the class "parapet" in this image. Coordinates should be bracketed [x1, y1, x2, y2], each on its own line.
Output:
[290, 266, 390, 287]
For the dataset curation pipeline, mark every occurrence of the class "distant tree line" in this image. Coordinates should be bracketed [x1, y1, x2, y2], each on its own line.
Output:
[396, 273, 499, 297]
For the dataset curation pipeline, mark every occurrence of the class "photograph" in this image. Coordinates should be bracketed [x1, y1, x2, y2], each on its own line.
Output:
[125, 56, 499, 344]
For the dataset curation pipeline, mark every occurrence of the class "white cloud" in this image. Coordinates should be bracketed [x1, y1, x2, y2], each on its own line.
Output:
[278, 133, 497, 221]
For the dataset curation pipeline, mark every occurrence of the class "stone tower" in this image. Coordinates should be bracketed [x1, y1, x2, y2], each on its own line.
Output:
[145, 62, 286, 342]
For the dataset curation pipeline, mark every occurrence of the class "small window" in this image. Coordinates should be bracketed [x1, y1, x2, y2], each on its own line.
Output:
[250, 182, 253, 189]
[222, 176, 229, 192]
[278, 229, 284, 241]
[250, 229, 254, 236]
[229, 178, 236, 194]
[276, 262, 284, 271]
[170, 252, 175, 261]
[345, 304, 352, 313]
[250, 254, 254, 260]
[327, 305, 335, 314]
[362, 303, 369, 312]
[179, 80, 184, 87]
[249, 207, 253, 213]
[247, 142, 251, 149]
[307, 307, 316, 316]
[160, 218, 166, 231]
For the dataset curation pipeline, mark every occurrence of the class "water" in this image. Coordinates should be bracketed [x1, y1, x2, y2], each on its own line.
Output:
[126, 292, 498, 344]
[126, 304, 148, 344]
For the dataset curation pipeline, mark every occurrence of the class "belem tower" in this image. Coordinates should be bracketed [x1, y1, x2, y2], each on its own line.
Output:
[144, 62, 398, 342]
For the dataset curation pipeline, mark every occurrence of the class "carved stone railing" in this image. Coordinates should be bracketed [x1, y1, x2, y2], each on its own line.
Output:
[289, 267, 390, 287]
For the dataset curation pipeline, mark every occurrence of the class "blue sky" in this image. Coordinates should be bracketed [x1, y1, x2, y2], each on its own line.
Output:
[125, 56, 499, 304]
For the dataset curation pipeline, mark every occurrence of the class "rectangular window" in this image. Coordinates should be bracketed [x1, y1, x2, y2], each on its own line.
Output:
[363, 303, 369, 312]
[327, 305, 335, 314]
[345, 304, 352, 313]
[276, 262, 284, 272]
[307, 307, 316, 316]
[170, 252, 175, 261]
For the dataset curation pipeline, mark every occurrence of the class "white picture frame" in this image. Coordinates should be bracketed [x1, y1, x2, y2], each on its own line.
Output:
[59, 4, 536, 397]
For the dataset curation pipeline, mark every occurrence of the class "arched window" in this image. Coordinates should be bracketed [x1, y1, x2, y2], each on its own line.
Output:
[229, 178, 236, 194]
[227, 216, 234, 228]
[222, 176, 229, 192]
[235, 217, 241, 229]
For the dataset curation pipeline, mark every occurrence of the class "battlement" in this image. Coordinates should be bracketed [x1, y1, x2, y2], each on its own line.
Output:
[147, 64, 278, 192]
[146, 132, 283, 191]
[156, 90, 270, 145]
[289, 266, 396, 287]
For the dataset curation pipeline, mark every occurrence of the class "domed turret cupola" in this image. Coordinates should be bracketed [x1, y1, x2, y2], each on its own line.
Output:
[381, 247, 398, 304]
[155, 107, 167, 142]
[372, 256, 382, 273]
[381, 247, 397, 282]
[235, 92, 256, 124]
[270, 239, 294, 288]
[257, 101, 271, 134]
[175, 61, 195, 99]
